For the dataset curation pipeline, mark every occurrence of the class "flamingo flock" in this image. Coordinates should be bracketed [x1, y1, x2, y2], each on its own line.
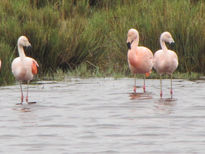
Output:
[127, 29, 178, 98]
[0, 28, 178, 104]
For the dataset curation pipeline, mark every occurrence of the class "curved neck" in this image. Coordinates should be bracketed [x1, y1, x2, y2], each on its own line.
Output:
[131, 32, 139, 48]
[160, 39, 168, 52]
[18, 45, 26, 60]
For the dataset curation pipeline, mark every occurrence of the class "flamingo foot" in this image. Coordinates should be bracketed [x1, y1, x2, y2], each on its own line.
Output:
[143, 85, 146, 93]
[160, 91, 163, 98]
[133, 86, 137, 93]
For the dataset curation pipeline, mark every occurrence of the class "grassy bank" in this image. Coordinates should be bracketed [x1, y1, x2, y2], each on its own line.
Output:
[0, 0, 204, 85]
[41, 63, 203, 81]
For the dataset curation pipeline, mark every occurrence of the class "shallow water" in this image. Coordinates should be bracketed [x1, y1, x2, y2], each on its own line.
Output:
[0, 78, 205, 154]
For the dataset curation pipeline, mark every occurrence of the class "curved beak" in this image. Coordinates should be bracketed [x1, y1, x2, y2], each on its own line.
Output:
[170, 41, 175, 48]
[24, 43, 32, 52]
[26, 44, 32, 50]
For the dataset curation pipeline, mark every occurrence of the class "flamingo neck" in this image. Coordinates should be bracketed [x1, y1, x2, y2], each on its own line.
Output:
[131, 33, 139, 49]
[18, 45, 26, 60]
[131, 39, 139, 48]
[160, 39, 168, 52]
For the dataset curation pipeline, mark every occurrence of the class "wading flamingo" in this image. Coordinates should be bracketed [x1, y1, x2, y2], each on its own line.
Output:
[153, 32, 178, 98]
[127, 29, 153, 93]
[11, 36, 39, 104]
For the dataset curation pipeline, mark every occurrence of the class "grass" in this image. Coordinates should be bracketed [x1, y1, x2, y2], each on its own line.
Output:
[0, 0, 204, 85]
[41, 63, 203, 81]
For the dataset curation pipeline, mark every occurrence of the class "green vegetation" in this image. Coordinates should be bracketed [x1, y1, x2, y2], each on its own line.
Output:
[0, 0, 204, 85]
[41, 63, 203, 81]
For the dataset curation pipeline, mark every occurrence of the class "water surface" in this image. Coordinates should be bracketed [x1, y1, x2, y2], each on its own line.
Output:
[0, 78, 205, 153]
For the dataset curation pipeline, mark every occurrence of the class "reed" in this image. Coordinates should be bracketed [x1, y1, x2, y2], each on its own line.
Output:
[0, 0, 204, 85]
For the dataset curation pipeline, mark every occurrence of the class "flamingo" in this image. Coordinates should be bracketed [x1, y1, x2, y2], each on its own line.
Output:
[153, 32, 178, 98]
[11, 36, 39, 104]
[127, 28, 153, 93]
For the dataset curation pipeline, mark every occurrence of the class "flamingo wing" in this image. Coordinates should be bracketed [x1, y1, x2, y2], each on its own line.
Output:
[32, 59, 39, 75]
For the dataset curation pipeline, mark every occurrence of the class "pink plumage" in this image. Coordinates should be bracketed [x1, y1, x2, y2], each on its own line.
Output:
[127, 29, 153, 93]
[153, 32, 178, 98]
[11, 36, 39, 104]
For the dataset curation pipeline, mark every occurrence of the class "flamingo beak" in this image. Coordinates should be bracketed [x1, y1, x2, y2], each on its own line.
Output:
[26, 44, 32, 50]
[170, 41, 175, 48]
[24, 44, 32, 52]
[127, 42, 131, 49]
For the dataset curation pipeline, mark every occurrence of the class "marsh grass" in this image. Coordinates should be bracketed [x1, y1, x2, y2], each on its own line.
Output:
[0, 42, 15, 85]
[49, 63, 202, 81]
[0, 0, 204, 85]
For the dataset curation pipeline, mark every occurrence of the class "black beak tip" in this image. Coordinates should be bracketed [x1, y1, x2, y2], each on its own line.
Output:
[170, 42, 175, 47]
[127, 42, 131, 49]
[27, 45, 32, 50]
[24, 45, 32, 51]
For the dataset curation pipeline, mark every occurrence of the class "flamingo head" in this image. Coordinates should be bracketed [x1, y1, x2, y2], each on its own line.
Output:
[17, 36, 32, 48]
[127, 28, 139, 49]
[161, 32, 175, 45]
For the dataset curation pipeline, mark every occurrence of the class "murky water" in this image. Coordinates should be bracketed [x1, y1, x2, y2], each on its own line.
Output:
[0, 78, 205, 153]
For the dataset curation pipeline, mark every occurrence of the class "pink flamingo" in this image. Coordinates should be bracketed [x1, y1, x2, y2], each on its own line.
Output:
[127, 29, 153, 93]
[11, 36, 39, 104]
[153, 32, 178, 98]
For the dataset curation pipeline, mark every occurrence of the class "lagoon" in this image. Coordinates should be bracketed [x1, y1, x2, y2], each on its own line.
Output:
[0, 78, 205, 153]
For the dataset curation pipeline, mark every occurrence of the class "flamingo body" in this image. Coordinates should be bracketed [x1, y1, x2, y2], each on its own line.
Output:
[154, 49, 178, 75]
[12, 57, 38, 81]
[128, 46, 153, 74]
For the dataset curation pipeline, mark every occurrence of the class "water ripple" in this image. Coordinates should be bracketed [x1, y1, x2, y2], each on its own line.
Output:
[0, 78, 204, 153]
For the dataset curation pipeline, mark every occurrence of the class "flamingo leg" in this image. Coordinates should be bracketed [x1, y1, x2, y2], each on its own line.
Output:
[20, 82, 23, 104]
[143, 75, 146, 93]
[133, 74, 136, 93]
[26, 81, 29, 103]
[170, 74, 173, 98]
[160, 75, 162, 98]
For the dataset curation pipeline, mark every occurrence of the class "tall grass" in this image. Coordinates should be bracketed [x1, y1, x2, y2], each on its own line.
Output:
[102, 0, 205, 73]
[0, 0, 204, 85]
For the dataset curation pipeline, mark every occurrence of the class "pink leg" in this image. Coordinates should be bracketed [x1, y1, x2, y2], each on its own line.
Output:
[26, 81, 29, 103]
[133, 75, 137, 93]
[21, 93, 24, 103]
[26, 96, 28, 103]
[133, 86, 136, 93]
[170, 74, 173, 98]
[143, 75, 146, 93]
[20, 82, 23, 104]
[160, 75, 162, 98]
